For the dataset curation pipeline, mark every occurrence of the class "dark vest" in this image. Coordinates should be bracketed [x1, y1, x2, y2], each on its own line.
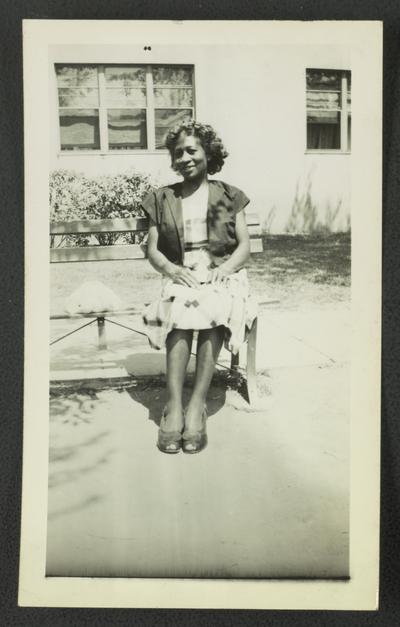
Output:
[141, 179, 249, 267]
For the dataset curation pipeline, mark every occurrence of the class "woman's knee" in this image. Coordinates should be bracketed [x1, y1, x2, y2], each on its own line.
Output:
[166, 328, 193, 350]
[198, 325, 225, 342]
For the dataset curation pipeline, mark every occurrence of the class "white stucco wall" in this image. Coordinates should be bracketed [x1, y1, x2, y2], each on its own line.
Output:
[49, 44, 351, 233]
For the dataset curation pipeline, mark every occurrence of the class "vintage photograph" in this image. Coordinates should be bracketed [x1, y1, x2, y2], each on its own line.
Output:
[47, 40, 351, 579]
[20, 20, 381, 609]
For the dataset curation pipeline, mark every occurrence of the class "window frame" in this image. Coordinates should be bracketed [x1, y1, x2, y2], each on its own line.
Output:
[305, 68, 351, 154]
[55, 63, 196, 155]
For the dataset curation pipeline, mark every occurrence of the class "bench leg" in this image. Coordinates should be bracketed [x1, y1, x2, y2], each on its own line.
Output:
[246, 317, 258, 405]
[97, 316, 107, 350]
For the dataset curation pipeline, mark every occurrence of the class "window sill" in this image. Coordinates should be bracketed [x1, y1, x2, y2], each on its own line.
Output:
[305, 150, 351, 155]
[57, 150, 169, 157]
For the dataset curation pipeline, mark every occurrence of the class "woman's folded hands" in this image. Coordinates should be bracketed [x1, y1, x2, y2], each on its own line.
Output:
[164, 261, 234, 288]
[208, 264, 232, 285]
[164, 262, 201, 288]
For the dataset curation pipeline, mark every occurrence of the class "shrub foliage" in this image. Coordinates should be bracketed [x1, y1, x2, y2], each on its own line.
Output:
[49, 169, 154, 247]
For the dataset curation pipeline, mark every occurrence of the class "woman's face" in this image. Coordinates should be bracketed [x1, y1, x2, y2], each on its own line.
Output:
[172, 133, 208, 182]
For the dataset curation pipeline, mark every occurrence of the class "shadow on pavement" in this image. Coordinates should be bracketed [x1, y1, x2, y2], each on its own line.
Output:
[125, 380, 227, 427]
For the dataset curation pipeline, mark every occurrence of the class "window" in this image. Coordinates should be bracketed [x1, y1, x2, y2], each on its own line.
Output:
[55, 64, 195, 152]
[306, 69, 351, 152]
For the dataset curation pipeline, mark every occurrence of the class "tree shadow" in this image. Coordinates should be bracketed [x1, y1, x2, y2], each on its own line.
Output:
[49, 391, 115, 492]
[247, 232, 350, 289]
[285, 177, 346, 235]
[50, 389, 109, 426]
[49, 447, 115, 489]
[50, 343, 251, 430]
[47, 494, 104, 521]
[262, 205, 277, 233]
[49, 431, 111, 465]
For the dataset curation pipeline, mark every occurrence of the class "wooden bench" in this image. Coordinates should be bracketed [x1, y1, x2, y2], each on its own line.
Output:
[50, 213, 264, 403]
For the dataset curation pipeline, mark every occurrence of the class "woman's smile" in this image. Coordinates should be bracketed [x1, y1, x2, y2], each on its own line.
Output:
[173, 134, 208, 182]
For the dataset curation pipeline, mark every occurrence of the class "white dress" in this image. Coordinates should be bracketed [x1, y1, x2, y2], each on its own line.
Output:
[143, 180, 257, 354]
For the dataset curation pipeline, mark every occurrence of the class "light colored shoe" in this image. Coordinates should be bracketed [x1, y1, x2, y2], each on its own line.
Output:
[182, 406, 208, 454]
[157, 407, 183, 454]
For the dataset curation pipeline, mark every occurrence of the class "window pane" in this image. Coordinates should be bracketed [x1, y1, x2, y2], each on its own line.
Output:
[56, 65, 98, 87]
[306, 69, 341, 91]
[104, 66, 146, 86]
[347, 113, 351, 151]
[59, 109, 100, 150]
[105, 87, 147, 107]
[155, 109, 192, 149]
[306, 91, 340, 109]
[153, 66, 193, 86]
[107, 109, 147, 149]
[307, 111, 340, 125]
[154, 88, 193, 107]
[58, 88, 99, 107]
[345, 72, 351, 108]
[307, 111, 340, 149]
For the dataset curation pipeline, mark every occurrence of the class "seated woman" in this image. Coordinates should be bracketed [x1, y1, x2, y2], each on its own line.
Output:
[141, 120, 256, 454]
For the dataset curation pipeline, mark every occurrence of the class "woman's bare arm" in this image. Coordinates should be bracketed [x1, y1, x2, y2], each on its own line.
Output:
[210, 209, 251, 282]
[147, 220, 200, 288]
[146, 221, 171, 274]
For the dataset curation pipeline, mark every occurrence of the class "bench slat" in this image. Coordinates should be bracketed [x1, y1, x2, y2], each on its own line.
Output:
[51, 244, 147, 263]
[50, 217, 148, 235]
[245, 212, 261, 226]
[50, 212, 264, 262]
[51, 238, 263, 263]
[51, 213, 260, 236]
[249, 238, 263, 253]
[247, 225, 262, 237]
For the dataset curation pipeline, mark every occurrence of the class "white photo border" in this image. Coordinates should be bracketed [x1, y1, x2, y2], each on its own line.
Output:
[20, 19, 382, 610]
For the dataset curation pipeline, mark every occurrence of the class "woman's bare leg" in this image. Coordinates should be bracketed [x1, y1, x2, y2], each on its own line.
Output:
[184, 326, 225, 431]
[164, 328, 193, 431]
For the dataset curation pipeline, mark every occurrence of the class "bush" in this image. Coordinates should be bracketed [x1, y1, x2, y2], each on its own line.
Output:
[49, 169, 154, 247]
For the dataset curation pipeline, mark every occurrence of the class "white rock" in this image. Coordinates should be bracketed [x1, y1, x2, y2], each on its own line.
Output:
[64, 281, 124, 314]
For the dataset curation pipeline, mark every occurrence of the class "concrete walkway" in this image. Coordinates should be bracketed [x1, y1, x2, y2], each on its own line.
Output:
[47, 302, 350, 578]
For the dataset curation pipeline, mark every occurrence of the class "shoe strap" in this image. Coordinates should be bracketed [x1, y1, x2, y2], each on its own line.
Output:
[159, 429, 182, 442]
[182, 430, 205, 443]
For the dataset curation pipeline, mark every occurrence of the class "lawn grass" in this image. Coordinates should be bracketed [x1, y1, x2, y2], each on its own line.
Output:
[254, 233, 350, 285]
[247, 232, 350, 306]
[51, 232, 350, 313]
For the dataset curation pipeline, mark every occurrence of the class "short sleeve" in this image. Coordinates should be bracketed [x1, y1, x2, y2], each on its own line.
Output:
[232, 187, 250, 214]
[140, 190, 158, 224]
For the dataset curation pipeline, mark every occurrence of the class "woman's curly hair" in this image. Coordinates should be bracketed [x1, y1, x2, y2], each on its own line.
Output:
[164, 119, 229, 175]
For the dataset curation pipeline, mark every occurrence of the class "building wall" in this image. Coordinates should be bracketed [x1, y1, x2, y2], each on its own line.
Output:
[49, 44, 352, 233]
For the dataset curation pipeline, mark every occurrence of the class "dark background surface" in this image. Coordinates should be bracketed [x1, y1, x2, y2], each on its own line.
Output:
[1, 1, 398, 625]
